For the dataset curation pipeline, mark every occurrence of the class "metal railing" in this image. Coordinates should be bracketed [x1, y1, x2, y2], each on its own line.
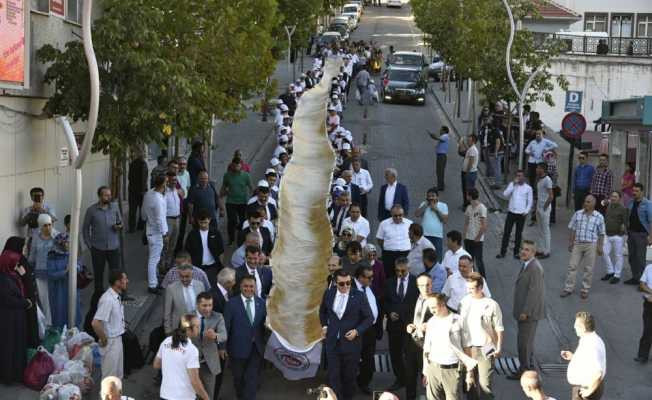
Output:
[551, 33, 652, 57]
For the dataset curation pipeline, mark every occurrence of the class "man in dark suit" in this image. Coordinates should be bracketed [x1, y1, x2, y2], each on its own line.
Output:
[185, 209, 225, 287]
[353, 265, 379, 395]
[235, 246, 273, 300]
[224, 275, 267, 400]
[127, 150, 148, 232]
[383, 258, 418, 392]
[378, 168, 410, 221]
[508, 239, 545, 380]
[237, 211, 273, 255]
[210, 267, 236, 314]
[246, 186, 278, 223]
[319, 270, 374, 400]
[340, 170, 362, 206]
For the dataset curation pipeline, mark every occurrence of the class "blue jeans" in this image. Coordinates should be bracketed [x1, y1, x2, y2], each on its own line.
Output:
[491, 154, 503, 185]
[425, 236, 443, 262]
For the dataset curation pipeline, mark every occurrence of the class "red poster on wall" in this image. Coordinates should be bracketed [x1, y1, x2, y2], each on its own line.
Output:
[0, 0, 29, 89]
[50, 0, 64, 18]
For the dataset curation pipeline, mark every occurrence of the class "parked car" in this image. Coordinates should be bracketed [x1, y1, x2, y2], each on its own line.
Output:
[380, 66, 427, 105]
[334, 15, 356, 31]
[427, 55, 451, 81]
[317, 31, 342, 49]
[328, 23, 350, 41]
[387, 0, 402, 8]
[386, 51, 427, 70]
[342, 3, 362, 20]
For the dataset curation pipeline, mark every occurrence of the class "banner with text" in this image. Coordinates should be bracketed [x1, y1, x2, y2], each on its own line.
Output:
[264, 332, 322, 381]
[0, 0, 28, 89]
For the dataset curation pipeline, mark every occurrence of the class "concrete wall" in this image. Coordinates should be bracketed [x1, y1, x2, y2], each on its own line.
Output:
[0, 9, 110, 238]
[534, 55, 652, 130]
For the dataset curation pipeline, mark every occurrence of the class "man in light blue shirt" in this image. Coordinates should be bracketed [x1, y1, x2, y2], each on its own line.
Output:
[422, 248, 447, 293]
[429, 126, 450, 191]
[415, 188, 449, 262]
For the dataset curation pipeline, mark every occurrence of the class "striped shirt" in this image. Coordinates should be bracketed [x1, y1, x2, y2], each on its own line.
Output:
[568, 210, 605, 243]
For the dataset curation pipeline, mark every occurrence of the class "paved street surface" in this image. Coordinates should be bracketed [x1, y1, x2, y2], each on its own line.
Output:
[3, 2, 650, 400]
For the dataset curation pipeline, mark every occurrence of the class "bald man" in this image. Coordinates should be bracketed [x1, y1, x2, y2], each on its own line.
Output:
[326, 255, 343, 290]
[520, 370, 557, 400]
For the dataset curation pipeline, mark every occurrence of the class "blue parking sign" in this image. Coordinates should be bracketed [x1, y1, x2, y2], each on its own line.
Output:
[565, 91, 583, 112]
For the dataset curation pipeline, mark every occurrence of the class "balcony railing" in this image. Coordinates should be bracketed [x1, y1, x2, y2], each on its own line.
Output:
[551, 34, 652, 57]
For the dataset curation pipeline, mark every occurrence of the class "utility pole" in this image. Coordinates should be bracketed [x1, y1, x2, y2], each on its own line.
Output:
[501, 0, 542, 169]
[285, 25, 296, 85]
[58, 0, 100, 328]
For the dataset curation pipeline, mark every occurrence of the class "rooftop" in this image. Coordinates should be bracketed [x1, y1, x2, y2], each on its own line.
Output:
[530, 0, 581, 20]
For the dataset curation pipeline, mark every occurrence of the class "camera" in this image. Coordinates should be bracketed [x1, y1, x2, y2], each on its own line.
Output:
[306, 385, 328, 398]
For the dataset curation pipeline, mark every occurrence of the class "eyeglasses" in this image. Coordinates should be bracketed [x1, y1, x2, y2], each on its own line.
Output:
[337, 281, 352, 287]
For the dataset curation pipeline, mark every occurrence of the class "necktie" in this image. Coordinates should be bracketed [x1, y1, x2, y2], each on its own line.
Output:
[245, 298, 254, 325]
[398, 278, 405, 300]
[200, 316, 205, 341]
[335, 294, 346, 319]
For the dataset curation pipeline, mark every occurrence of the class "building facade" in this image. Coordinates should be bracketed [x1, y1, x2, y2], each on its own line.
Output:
[556, 0, 652, 36]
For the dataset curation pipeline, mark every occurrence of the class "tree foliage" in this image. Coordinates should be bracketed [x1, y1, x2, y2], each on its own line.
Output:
[411, 0, 568, 106]
[37, 0, 279, 157]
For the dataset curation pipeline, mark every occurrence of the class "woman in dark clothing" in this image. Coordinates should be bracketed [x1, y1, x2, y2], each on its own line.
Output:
[0, 249, 32, 384]
[3, 236, 39, 348]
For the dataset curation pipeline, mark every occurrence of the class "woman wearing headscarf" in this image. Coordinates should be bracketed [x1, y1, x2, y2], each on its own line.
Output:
[28, 213, 58, 326]
[47, 232, 81, 329]
[0, 249, 32, 384]
[3, 236, 39, 347]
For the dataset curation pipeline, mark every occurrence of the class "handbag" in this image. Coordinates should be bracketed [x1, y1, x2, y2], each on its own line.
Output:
[23, 346, 55, 390]
[77, 264, 93, 289]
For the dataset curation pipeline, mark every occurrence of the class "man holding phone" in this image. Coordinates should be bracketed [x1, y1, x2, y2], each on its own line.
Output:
[83, 186, 123, 294]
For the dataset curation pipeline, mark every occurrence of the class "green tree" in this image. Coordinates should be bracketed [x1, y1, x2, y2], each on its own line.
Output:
[37, 0, 279, 164]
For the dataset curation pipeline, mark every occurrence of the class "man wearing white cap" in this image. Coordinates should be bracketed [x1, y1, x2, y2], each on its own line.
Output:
[275, 103, 288, 126]
[331, 94, 343, 115]
[265, 169, 280, 201]
[247, 183, 278, 223]
[274, 136, 290, 159]
[248, 180, 277, 209]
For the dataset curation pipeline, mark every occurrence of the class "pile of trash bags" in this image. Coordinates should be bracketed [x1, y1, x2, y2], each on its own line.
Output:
[23, 326, 100, 400]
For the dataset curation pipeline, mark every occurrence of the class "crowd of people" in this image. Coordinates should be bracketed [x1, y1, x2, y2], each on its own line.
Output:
[1, 24, 651, 400]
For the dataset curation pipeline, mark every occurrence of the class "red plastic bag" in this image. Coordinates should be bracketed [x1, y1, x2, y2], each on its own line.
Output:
[24, 346, 55, 390]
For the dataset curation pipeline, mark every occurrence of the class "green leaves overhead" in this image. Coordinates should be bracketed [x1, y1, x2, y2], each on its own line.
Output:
[37, 0, 279, 158]
[411, 0, 568, 106]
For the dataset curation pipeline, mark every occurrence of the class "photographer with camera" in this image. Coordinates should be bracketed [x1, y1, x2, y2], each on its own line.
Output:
[20, 187, 57, 244]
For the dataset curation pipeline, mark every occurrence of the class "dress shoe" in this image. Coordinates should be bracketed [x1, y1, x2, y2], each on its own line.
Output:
[624, 278, 639, 285]
[601, 273, 614, 281]
[560, 290, 572, 298]
[147, 287, 162, 295]
[610, 277, 620, 284]
[387, 381, 404, 391]
[358, 386, 372, 395]
[634, 357, 648, 364]
[496, 253, 506, 259]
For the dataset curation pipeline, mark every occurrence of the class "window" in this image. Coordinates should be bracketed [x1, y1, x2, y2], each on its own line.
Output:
[638, 14, 652, 37]
[66, 0, 83, 24]
[584, 13, 608, 33]
[31, 0, 49, 13]
[611, 14, 633, 37]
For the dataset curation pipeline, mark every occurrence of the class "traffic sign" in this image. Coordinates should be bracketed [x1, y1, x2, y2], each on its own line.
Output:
[561, 112, 587, 139]
[565, 90, 583, 112]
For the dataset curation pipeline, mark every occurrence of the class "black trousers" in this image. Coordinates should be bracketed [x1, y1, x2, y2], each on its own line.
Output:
[128, 191, 144, 232]
[464, 239, 485, 277]
[517, 320, 538, 371]
[357, 325, 377, 388]
[327, 349, 359, 400]
[628, 231, 648, 280]
[638, 301, 652, 360]
[461, 171, 468, 207]
[527, 163, 538, 221]
[381, 250, 409, 279]
[360, 194, 368, 218]
[388, 324, 408, 384]
[574, 188, 590, 211]
[404, 338, 423, 400]
[90, 247, 120, 293]
[226, 203, 247, 243]
[200, 263, 220, 289]
[230, 348, 261, 400]
[551, 194, 557, 223]
[500, 212, 526, 256]
[436, 154, 447, 191]
[175, 206, 188, 253]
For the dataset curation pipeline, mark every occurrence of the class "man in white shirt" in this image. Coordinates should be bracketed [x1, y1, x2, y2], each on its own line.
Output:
[462, 134, 479, 208]
[376, 205, 412, 279]
[535, 163, 554, 258]
[442, 255, 491, 312]
[342, 204, 370, 246]
[459, 273, 504, 399]
[162, 172, 184, 272]
[92, 270, 128, 379]
[525, 130, 558, 189]
[561, 312, 606, 400]
[520, 370, 558, 400]
[354, 266, 379, 394]
[497, 170, 533, 259]
[422, 293, 466, 400]
[407, 223, 435, 276]
[463, 188, 488, 277]
[441, 230, 471, 275]
[351, 159, 373, 217]
[143, 174, 168, 294]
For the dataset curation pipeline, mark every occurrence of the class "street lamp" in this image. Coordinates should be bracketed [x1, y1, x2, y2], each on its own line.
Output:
[284, 25, 296, 85]
[501, 0, 542, 169]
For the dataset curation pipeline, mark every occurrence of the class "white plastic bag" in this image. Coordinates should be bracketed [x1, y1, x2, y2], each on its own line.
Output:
[39, 383, 61, 400]
[52, 343, 69, 372]
[355, 88, 361, 101]
[66, 331, 94, 357]
[36, 305, 47, 340]
[57, 383, 81, 400]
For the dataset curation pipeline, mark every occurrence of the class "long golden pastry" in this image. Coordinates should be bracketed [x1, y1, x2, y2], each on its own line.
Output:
[267, 57, 342, 351]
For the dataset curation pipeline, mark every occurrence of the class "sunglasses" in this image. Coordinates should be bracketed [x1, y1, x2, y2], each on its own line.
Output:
[250, 222, 261, 226]
[337, 281, 352, 287]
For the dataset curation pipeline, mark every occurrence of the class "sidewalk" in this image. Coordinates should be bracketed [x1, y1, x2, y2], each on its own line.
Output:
[430, 83, 652, 398]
